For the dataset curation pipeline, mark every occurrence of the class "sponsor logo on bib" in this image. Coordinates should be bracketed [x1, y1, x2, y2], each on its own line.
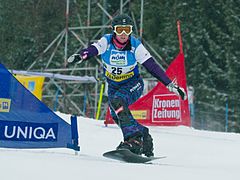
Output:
[105, 71, 134, 82]
[110, 50, 127, 66]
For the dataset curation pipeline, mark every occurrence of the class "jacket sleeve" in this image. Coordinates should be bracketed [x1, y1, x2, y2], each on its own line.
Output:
[142, 57, 172, 86]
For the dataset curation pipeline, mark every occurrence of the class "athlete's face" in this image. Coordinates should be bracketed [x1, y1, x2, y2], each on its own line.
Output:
[115, 33, 129, 43]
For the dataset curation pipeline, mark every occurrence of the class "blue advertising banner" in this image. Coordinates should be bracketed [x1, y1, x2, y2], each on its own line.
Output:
[0, 121, 58, 142]
[0, 63, 79, 150]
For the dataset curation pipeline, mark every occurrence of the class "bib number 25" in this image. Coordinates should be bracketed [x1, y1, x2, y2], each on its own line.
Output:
[111, 67, 122, 75]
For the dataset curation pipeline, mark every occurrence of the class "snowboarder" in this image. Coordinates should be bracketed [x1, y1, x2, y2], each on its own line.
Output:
[68, 14, 187, 157]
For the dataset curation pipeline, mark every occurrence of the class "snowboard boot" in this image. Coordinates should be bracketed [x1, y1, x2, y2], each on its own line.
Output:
[142, 129, 154, 157]
[116, 135, 143, 155]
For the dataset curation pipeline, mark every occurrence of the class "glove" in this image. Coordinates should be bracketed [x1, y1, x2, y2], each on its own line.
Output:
[67, 54, 83, 64]
[67, 49, 89, 64]
[166, 82, 187, 100]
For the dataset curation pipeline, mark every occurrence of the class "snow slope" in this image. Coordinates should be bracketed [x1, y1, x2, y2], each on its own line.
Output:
[1, 112, 240, 180]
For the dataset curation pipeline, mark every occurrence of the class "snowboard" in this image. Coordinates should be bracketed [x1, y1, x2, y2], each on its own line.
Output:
[103, 149, 164, 163]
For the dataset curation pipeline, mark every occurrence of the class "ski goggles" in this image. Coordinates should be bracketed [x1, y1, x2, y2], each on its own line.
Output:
[114, 25, 133, 35]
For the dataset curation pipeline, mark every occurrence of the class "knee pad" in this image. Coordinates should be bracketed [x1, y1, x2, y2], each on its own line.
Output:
[109, 97, 132, 125]
[109, 97, 126, 115]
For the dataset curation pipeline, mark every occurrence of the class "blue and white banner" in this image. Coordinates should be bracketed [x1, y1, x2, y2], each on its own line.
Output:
[0, 121, 58, 142]
[0, 63, 79, 150]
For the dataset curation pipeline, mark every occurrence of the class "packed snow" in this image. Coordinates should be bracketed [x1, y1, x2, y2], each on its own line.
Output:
[0, 112, 240, 180]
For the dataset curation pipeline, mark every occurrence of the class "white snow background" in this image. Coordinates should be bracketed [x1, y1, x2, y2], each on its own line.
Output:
[0, 112, 239, 180]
